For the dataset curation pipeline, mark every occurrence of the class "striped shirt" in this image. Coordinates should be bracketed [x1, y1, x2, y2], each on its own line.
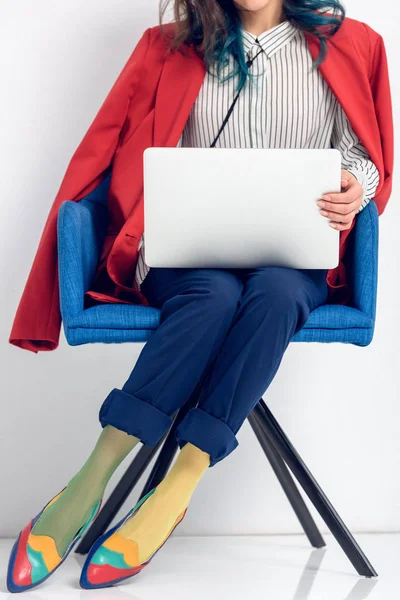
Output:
[134, 19, 380, 291]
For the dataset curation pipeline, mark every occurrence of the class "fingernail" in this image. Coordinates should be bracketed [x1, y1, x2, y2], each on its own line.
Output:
[321, 195, 330, 201]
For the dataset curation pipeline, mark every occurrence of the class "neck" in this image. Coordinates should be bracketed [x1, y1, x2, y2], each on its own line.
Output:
[234, 0, 286, 36]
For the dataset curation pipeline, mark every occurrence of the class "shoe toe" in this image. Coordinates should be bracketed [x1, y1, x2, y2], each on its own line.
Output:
[83, 561, 143, 588]
[79, 492, 188, 590]
[80, 536, 142, 588]
[7, 494, 102, 593]
[7, 522, 61, 592]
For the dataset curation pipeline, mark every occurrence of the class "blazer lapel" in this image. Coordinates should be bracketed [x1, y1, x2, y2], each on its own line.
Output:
[153, 46, 206, 147]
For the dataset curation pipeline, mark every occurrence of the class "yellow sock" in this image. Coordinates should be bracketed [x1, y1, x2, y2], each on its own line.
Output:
[117, 442, 210, 563]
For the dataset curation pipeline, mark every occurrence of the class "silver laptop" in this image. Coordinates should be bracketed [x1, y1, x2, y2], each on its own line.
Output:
[143, 147, 341, 270]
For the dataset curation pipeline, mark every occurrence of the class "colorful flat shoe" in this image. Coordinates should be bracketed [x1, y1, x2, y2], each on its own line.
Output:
[7, 487, 102, 593]
[80, 487, 188, 589]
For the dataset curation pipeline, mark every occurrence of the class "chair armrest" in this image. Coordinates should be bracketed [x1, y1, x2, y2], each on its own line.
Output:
[57, 175, 110, 320]
[347, 200, 379, 321]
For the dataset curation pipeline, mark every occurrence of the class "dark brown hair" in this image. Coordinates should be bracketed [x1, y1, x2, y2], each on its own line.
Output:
[158, 0, 235, 58]
[157, 1, 345, 90]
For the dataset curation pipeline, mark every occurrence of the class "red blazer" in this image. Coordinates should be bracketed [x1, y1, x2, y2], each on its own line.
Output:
[9, 17, 394, 353]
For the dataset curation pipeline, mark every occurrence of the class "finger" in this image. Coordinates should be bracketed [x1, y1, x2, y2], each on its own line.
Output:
[321, 189, 360, 204]
[318, 198, 361, 216]
[328, 219, 354, 231]
[321, 189, 359, 204]
[320, 209, 356, 224]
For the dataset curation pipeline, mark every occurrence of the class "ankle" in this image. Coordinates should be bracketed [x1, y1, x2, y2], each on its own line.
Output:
[175, 442, 210, 473]
[67, 473, 105, 500]
[160, 444, 210, 490]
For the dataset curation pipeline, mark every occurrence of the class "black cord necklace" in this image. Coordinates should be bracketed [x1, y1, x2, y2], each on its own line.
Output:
[210, 47, 264, 148]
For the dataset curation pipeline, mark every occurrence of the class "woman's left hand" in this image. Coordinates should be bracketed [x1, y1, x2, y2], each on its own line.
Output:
[316, 169, 364, 231]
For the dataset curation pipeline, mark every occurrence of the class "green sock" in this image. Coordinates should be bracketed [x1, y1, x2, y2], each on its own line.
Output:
[31, 425, 140, 556]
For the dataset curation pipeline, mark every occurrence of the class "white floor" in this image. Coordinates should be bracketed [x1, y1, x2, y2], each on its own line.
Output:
[0, 533, 398, 600]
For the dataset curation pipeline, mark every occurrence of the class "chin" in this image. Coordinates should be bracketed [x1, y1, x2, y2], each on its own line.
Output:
[233, 0, 274, 11]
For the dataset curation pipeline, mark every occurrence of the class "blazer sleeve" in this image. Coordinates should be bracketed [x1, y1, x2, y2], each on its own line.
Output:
[364, 26, 394, 213]
[9, 27, 153, 353]
[330, 100, 380, 213]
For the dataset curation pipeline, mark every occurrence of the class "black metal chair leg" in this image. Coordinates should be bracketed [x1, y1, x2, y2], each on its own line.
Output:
[247, 410, 325, 549]
[253, 399, 377, 577]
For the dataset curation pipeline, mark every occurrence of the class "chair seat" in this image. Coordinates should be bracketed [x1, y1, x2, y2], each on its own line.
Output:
[57, 186, 378, 350]
[64, 302, 373, 347]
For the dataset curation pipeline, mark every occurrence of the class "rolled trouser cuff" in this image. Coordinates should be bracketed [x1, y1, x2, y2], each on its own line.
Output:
[175, 407, 239, 467]
[99, 388, 173, 446]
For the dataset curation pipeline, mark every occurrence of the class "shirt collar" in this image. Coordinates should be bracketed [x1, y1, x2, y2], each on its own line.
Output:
[241, 19, 299, 59]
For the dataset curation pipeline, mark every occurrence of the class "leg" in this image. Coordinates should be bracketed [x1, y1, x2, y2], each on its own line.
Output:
[99, 267, 328, 567]
[98, 266, 244, 445]
[32, 268, 243, 560]
[8, 423, 143, 591]
[94, 267, 245, 563]
[30, 425, 141, 556]
[76, 378, 205, 555]
[253, 399, 377, 577]
[175, 266, 329, 466]
[247, 408, 325, 548]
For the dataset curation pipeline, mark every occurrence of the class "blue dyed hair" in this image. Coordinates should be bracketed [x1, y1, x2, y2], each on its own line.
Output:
[161, 1, 346, 94]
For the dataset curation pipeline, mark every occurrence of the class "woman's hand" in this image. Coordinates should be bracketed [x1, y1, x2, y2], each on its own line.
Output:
[316, 169, 364, 231]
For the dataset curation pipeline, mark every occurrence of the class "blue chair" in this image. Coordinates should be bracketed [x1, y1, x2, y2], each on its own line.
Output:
[58, 171, 379, 577]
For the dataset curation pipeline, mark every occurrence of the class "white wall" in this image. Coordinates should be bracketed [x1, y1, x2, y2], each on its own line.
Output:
[1, 1, 399, 538]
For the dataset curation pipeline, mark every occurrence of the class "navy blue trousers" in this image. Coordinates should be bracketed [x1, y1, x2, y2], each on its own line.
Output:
[99, 266, 329, 467]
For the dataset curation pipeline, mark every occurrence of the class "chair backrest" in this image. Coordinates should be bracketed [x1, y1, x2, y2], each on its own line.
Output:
[57, 172, 111, 316]
[345, 200, 378, 321]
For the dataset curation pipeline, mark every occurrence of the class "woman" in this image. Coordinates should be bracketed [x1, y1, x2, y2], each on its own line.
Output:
[7, 0, 390, 593]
